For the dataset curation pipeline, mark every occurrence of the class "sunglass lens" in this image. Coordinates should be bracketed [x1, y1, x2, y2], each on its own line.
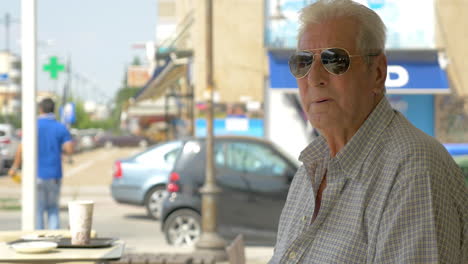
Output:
[321, 48, 350, 75]
[289, 51, 313, 78]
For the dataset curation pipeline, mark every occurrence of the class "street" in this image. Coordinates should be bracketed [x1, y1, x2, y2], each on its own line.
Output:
[0, 146, 192, 253]
[0, 146, 273, 261]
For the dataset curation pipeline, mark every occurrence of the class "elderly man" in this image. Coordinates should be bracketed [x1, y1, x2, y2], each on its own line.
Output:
[269, 0, 467, 263]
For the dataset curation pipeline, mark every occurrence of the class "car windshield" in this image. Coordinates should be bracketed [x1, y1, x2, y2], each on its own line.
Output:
[216, 141, 290, 176]
[134, 141, 183, 170]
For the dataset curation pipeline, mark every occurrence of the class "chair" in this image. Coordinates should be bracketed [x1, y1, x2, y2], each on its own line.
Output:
[226, 234, 245, 264]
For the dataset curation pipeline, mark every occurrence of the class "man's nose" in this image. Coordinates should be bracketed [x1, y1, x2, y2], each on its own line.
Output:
[307, 57, 328, 87]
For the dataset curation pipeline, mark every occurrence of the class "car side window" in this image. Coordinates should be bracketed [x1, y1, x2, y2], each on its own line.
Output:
[225, 143, 249, 172]
[214, 143, 225, 167]
[223, 142, 289, 177]
[135, 142, 182, 169]
[164, 148, 180, 165]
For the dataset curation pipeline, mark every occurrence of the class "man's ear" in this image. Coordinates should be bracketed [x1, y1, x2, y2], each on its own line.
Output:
[373, 53, 387, 94]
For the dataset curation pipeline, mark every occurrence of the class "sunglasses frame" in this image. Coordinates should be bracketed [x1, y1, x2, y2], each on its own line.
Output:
[289, 47, 379, 79]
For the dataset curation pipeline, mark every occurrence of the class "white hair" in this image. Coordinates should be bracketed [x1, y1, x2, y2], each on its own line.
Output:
[298, 0, 387, 58]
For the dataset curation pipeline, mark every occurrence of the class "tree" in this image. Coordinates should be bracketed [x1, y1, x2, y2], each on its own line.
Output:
[132, 56, 142, 66]
[101, 58, 145, 131]
[61, 97, 113, 130]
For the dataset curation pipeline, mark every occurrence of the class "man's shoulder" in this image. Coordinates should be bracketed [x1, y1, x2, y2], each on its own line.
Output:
[380, 114, 461, 181]
[383, 113, 447, 157]
[38, 118, 70, 136]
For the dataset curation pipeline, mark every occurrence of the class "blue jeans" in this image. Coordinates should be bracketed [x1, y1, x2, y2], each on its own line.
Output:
[37, 178, 61, 229]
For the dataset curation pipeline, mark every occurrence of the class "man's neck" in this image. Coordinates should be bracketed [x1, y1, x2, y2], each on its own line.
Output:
[319, 94, 384, 157]
[39, 112, 54, 118]
[321, 127, 358, 157]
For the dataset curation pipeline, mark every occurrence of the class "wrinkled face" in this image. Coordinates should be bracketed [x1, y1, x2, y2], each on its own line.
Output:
[297, 17, 385, 132]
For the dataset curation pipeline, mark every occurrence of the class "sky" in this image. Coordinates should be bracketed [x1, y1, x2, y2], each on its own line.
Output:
[1, 0, 157, 104]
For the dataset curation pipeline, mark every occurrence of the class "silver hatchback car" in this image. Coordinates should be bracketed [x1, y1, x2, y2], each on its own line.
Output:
[110, 140, 183, 219]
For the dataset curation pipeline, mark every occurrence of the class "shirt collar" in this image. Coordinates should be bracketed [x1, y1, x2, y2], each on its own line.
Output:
[299, 97, 396, 180]
[299, 135, 329, 165]
[38, 113, 56, 119]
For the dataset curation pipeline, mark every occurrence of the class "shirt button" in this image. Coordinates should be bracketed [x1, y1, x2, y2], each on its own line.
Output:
[289, 251, 296, 259]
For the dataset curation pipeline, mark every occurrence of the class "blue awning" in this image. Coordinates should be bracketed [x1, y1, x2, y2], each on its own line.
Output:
[268, 49, 450, 94]
[133, 58, 170, 100]
[134, 57, 188, 102]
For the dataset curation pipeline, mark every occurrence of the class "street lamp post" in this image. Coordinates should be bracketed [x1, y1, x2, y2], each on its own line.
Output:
[194, 0, 227, 261]
[1, 13, 20, 53]
[268, 0, 287, 48]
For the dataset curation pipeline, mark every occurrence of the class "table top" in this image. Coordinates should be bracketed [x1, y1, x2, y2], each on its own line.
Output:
[0, 240, 124, 263]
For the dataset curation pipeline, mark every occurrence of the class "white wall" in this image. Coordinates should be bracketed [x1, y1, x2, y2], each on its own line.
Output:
[266, 89, 313, 160]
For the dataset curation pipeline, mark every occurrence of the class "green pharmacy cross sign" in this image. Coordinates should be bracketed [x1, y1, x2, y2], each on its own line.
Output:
[43, 56, 65, 80]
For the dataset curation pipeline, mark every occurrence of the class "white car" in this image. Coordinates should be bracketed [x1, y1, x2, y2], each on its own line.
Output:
[0, 124, 20, 173]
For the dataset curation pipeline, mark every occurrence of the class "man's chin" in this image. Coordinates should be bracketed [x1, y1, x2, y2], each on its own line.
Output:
[309, 118, 338, 133]
[309, 115, 327, 129]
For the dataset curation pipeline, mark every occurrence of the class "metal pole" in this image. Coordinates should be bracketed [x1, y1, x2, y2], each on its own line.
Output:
[5, 13, 10, 52]
[21, 0, 38, 230]
[62, 56, 71, 107]
[195, 0, 227, 261]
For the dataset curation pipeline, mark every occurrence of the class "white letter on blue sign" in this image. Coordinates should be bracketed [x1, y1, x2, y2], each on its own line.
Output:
[386, 65, 409, 88]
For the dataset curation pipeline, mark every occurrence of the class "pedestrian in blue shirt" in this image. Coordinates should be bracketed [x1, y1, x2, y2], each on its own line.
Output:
[9, 98, 73, 229]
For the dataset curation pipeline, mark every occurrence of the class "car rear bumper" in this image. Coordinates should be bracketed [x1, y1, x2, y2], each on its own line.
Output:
[110, 183, 145, 205]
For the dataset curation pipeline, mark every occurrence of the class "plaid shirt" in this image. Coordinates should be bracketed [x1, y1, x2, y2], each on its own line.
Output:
[269, 98, 468, 264]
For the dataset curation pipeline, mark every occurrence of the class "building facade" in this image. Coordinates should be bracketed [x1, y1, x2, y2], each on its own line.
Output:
[434, 0, 468, 143]
[0, 51, 21, 115]
[135, 0, 468, 156]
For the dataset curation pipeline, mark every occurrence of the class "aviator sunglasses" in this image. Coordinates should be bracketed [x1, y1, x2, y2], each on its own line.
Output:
[288, 47, 379, 78]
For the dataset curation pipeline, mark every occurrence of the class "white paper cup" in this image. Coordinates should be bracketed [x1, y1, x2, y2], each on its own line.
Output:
[68, 200, 94, 245]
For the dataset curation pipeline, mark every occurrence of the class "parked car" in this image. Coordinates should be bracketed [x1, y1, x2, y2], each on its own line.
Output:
[0, 123, 20, 173]
[96, 131, 152, 148]
[70, 128, 102, 152]
[79, 129, 98, 150]
[160, 136, 299, 247]
[110, 140, 184, 219]
[70, 129, 83, 153]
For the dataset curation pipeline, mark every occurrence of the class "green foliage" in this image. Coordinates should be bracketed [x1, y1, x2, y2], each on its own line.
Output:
[61, 63, 142, 131]
[116, 87, 140, 105]
[109, 87, 140, 131]
[132, 56, 142, 66]
[60, 98, 114, 130]
[0, 114, 21, 128]
[0, 198, 21, 211]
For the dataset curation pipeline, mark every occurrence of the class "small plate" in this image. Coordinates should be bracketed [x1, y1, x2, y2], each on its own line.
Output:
[58, 238, 116, 248]
[21, 233, 62, 241]
[10, 241, 58, 254]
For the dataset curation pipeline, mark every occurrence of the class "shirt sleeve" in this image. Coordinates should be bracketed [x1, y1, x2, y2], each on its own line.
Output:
[374, 163, 466, 263]
[61, 125, 72, 145]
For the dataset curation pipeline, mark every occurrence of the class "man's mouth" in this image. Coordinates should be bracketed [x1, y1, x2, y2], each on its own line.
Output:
[314, 98, 330, 103]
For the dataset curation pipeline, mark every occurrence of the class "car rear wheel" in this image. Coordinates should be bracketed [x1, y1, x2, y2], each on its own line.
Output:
[163, 209, 201, 247]
[144, 186, 167, 219]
